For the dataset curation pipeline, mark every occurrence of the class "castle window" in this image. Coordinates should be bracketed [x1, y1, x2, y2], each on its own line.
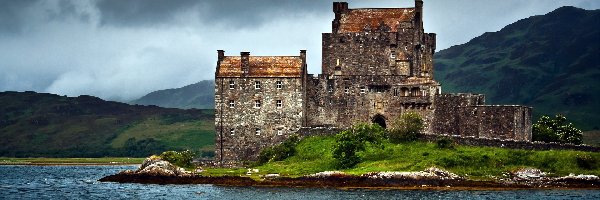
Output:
[276, 100, 282, 108]
[401, 87, 409, 97]
[255, 128, 261, 135]
[390, 51, 396, 59]
[230, 128, 235, 135]
[393, 88, 399, 97]
[344, 86, 349, 93]
[255, 81, 261, 89]
[254, 100, 261, 108]
[360, 86, 366, 94]
[229, 80, 235, 89]
[411, 87, 420, 97]
[276, 81, 282, 89]
[277, 129, 283, 136]
[229, 100, 235, 108]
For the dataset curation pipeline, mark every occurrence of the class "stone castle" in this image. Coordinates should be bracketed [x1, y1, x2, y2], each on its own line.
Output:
[214, 1, 532, 163]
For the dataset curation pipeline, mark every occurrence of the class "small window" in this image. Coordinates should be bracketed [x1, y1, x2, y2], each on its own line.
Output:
[344, 86, 349, 93]
[229, 100, 235, 108]
[255, 81, 261, 89]
[360, 86, 366, 94]
[229, 80, 235, 89]
[276, 100, 282, 108]
[255, 100, 261, 108]
[393, 88, 399, 97]
[255, 128, 261, 135]
[390, 51, 396, 59]
[230, 128, 235, 135]
[277, 129, 283, 136]
[276, 81, 282, 89]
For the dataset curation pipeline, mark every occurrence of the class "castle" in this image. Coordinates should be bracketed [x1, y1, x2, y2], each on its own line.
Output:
[214, 1, 532, 163]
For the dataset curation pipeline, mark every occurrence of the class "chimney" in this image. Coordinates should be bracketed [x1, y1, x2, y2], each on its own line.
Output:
[241, 52, 250, 76]
[217, 50, 225, 62]
[332, 2, 348, 33]
[415, 0, 423, 28]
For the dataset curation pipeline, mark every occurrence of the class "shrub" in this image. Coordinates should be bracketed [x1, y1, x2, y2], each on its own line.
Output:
[256, 135, 300, 165]
[332, 123, 384, 169]
[532, 114, 582, 144]
[160, 150, 196, 168]
[436, 137, 454, 149]
[576, 154, 598, 170]
[388, 112, 424, 143]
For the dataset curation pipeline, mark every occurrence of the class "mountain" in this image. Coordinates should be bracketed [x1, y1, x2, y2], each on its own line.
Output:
[0, 91, 215, 157]
[132, 80, 215, 109]
[434, 6, 600, 130]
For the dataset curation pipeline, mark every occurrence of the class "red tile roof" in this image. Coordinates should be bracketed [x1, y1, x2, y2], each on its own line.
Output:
[338, 8, 415, 33]
[217, 56, 303, 77]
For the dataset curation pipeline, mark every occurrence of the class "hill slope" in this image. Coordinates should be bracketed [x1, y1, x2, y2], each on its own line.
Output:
[0, 91, 215, 157]
[131, 80, 215, 109]
[434, 6, 600, 130]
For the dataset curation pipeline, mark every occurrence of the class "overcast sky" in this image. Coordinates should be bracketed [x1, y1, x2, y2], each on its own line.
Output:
[1, 0, 599, 101]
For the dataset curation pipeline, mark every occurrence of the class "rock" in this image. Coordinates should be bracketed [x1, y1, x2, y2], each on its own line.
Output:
[127, 156, 190, 177]
[557, 174, 599, 181]
[512, 168, 547, 179]
[306, 171, 347, 178]
[265, 174, 280, 179]
[362, 167, 461, 180]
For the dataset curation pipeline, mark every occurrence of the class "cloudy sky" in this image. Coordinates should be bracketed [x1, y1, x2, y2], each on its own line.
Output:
[1, 0, 599, 102]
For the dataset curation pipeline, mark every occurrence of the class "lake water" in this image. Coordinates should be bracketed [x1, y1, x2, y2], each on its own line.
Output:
[0, 165, 599, 199]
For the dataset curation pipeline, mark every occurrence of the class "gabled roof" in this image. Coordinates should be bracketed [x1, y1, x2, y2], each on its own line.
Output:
[217, 56, 303, 77]
[338, 8, 415, 33]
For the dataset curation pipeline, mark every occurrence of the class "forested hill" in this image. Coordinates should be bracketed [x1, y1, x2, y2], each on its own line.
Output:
[0, 91, 215, 157]
[434, 6, 600, 130]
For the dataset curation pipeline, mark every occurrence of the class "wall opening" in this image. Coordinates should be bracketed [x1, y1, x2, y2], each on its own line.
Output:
[372, 114, 387, 129]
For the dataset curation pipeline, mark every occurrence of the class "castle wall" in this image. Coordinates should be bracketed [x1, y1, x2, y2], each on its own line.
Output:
[433, 93, 485, 135]
[433, 94, 532, 142]
[305, 74, 438, 131]
[215, 77, 304, 162]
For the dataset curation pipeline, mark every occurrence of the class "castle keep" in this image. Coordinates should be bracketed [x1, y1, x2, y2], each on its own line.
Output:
[215, 1, 532, 163]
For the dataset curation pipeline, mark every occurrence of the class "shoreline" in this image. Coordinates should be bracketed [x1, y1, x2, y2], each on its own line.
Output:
[0, 162, 141, 166]
[98, 173, 600, 190]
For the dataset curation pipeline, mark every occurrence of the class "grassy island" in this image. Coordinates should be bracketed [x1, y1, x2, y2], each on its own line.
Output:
[200, 135, 600, 179]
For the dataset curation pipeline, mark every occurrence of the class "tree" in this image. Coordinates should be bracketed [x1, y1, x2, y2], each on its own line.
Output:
[388, 112, 424, 143]
[532, 114, 582, 144]
[332, 123, 384, 169]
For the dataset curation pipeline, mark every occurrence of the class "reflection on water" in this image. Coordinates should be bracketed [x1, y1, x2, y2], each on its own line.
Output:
[0, 165, 598, 199]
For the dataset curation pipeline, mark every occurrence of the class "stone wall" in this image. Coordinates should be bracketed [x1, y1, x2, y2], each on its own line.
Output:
[433, 94, 532, 142]
[215, 77, 304, 162]
[420, 134, 600, 152]
[304, 74, 439, 131]
[433, 93, 485, 135]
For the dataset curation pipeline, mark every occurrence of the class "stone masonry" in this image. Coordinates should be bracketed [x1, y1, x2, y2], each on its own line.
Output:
[214, 1, 532, 163]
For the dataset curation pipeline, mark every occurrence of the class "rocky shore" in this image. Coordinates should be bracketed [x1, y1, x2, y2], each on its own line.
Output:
[99, 158, 600, 190]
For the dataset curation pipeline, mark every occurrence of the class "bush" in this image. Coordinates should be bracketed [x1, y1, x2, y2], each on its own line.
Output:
[160, 150, 196, 168]
[533, 114, 582, 144]
[388, 112, 424, 143]
[576, 154, 597, 170]
[332, 123, 384, 169]
[256, 135, 300, 165]
[436, 137, 454, 149]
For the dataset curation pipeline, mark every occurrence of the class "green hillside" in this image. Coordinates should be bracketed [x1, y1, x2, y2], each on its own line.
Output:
[131, 80, 215, 109]
[434, 6, 600, 131]
[0, 91, 215, 158]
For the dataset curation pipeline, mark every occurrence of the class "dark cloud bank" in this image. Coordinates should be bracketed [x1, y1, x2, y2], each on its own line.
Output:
[0, 0, 598, 101]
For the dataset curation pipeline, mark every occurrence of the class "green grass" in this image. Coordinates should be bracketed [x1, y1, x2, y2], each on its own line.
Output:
[0, 157, 145, 164]
[203, 135, 600, 178]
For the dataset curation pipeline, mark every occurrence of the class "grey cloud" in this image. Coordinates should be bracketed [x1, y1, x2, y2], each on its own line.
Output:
[0, 0, 38, 35]
[95, 0, 329, 28]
